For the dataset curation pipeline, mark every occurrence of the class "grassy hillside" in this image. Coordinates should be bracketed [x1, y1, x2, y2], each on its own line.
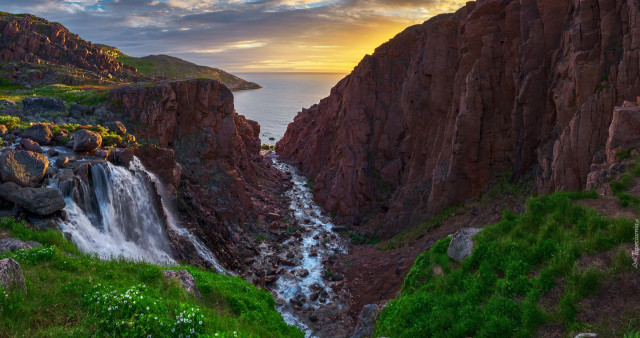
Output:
[97, 45, 260, 91]
[0, 218, 302, 337]
[375, 190, 637, 337]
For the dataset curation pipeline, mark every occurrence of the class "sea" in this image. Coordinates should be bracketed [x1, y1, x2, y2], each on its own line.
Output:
[233, 72, 346, 145]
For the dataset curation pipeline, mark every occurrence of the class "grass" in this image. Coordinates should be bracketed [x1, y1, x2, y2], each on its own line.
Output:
[0, 83, 112, 107]
[609, 157, 640, 212]
[379, 205, 462, 250]
[375, 191, 634, 337]
[0, 217, 302, 337]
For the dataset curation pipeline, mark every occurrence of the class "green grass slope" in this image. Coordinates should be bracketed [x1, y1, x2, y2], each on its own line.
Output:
[97, 45, 260, 91]
[375, 191, 637, 337]
[0, 218, 302, 337]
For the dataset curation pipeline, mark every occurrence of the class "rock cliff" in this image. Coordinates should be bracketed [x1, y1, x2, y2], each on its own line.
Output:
[277, 0, 640, 236]
[109, 79, 288, 269]
[0, 11, 143, 85]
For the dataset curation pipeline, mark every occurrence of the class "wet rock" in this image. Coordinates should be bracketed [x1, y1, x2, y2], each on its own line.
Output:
[296, 268, 309, 277]
[447, 228, 482, 262]
[21, 124, 53, 145]
[72, 129, 102, 152]
[46, 148, 58, 157]
[109, 148, 134, 167]
[330, 272, 345, 282]
[0, 258, 26, 293]
[264, 275, 279, 284]
[3, 134, 15, 143]
[0, 150, 49, 187]
[310, 290, 320, 301]
[0, 238, 42, 253]
[55, 157, 69, 168]
[163, 269, 202, 301]
[104, 121, 127, 135]
[351, 304, 380, 338]
[286, 251, 295, 259]
[22, 97, 65, 115]
[0, 182, 66, 215]
[19, 138, 43, 153]
[45, 166, 58, 178]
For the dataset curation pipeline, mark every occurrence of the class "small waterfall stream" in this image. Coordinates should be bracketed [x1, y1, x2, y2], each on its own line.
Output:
[269, 158, 347, 337]
[49, 152, 225, 272]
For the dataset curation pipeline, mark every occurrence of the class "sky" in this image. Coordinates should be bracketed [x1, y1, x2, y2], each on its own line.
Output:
[2, 0, 468, 73]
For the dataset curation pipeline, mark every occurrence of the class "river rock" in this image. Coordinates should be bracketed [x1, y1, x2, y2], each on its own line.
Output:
[0, 182, 66, 215]
[351, 304, 380, 338]
[0, 258, 26, 293]
[21, 124, 53, 145]
[163, 269, 202, 301]
[0, 238, 42, 253]
[55, 157, 69, 168]
[19, 138, 43, 153]
[104, 121, 126, 135]
[447, 228, 482, 262]
[0, 150, 49, 187]
[72, 129, 102, 152]
[296, 268, 309, 277]
[109, 148, 133, 167]
[22, 97, 65, 115]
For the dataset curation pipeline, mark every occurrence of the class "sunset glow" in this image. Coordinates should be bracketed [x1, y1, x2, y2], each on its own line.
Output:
[3, 0, 468, 73]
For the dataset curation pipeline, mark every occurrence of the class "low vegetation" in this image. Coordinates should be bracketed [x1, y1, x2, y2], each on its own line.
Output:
[0, 83, 112, 107]
[0, 218, 302, 337]
[375, 190, 635, 337]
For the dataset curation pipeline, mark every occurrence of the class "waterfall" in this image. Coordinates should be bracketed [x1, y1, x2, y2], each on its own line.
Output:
[51, 155, 226, 273]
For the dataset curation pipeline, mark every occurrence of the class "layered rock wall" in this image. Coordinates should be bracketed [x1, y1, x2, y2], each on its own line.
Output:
[278, 0, 640, 235]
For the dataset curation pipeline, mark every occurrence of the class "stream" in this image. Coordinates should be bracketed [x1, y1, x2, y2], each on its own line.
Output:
[262, 157, 349, 337]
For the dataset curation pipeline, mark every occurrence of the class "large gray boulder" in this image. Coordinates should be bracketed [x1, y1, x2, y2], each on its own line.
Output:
[73, 129, 102, 152]
[0, 258, 26, 293]
[163, 270, 202, 301]
[21, 124, 53, 145]
[0, 238, 42, 254]
[104, 121, 126, 135]
[22, 97, 65, 115]
[0, 182, 66, 215]
[447, 228, 482, 262]
[351, 304, 380, 338]
[0, 150, 49, 187]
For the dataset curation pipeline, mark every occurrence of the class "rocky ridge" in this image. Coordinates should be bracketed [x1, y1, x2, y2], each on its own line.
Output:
[278, 0, 640, 236]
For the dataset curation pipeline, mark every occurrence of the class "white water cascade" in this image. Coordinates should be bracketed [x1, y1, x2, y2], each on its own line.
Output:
[50, 155, 225, 272]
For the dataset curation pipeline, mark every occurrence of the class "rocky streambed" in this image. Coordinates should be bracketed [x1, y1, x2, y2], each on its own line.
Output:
[247, 153, 353, 337]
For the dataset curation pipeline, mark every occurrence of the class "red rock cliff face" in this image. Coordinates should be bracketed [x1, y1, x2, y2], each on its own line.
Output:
[0, 12, 138, 80]
[277, 0, 640, 235]
[109, 79, 281, 269]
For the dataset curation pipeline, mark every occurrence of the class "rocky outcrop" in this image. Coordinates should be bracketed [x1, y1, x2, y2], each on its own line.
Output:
[109, 79, 286, 270]
[0, 150, 49, 187]
[278, 0, 640, 235]
[447, 228, 482, 263]
[0, 12, 140, 84]
[352, 304, 380, 338]
[0, 238, 41, 254]
[0, 182, 66, 216]
[22, 97, 66, 115]
[104, 121, 126, 135]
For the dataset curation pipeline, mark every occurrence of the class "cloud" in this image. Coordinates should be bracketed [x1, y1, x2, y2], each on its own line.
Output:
[2, 0, 468, 72]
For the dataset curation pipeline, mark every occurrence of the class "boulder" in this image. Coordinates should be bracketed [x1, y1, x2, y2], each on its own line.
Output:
[0, 150, 49, 187]
[19, 138, 43, 153]
[68, 103, 92, 119]
[21, 124, 53, 145]
[296, 268, 309, 277]
[0, 258, 26, 293]
[447, 228, 482, 262]
[109, 148, 134, 167]
[72, 129, 102, 152]
[163, 270, 202, 301]
[0, 99, 16, 110]
[104, 121, 127, 135]
[0, 182, 66, 215]
[0, 238, 42, 254]
[351, 304, 380, 338]
[22, 97, 65, 115]
[55, 157, 69, 168]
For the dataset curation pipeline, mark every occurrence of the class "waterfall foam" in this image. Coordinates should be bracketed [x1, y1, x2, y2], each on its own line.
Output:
[51, 155, 226, 273]
[52, 159, 174, 264]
